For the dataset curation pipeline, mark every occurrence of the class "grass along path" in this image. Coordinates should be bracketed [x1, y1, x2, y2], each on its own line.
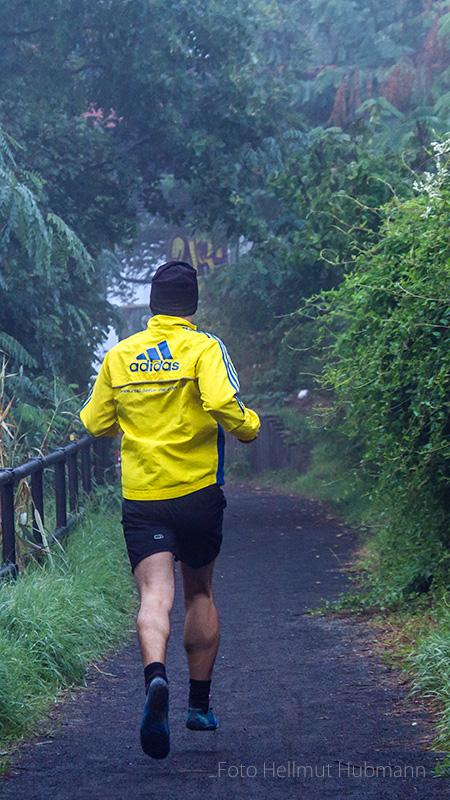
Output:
[0, 494, 136, 759]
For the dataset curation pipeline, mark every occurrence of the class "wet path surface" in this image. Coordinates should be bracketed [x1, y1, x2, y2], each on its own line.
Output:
[0, 485, 447, 799]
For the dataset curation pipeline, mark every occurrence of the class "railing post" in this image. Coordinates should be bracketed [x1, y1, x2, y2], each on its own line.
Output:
[81, 442, 92, 494]
[68, 451, 79, 514]
[54, 459, 67, 529]
[1, 481, 17, 573]
[0, 435, 102, 580]
[31, 469, 45, 545]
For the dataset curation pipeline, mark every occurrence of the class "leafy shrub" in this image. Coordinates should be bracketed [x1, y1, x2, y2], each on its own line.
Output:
[317, 138, 450, 605]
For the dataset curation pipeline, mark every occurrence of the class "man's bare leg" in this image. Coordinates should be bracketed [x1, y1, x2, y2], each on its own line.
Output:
[134, 551, 175, 667]
[134, 551, 174, 759]
[181, 559, 220, 730]
[181, 559, 220, 679]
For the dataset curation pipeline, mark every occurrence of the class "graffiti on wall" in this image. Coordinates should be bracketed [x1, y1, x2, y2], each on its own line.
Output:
[168, 234, 228, 276]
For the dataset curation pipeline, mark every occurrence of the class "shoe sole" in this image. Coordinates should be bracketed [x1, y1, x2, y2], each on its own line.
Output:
[140, 677, 170, 759]
[186, 720, 218, 731]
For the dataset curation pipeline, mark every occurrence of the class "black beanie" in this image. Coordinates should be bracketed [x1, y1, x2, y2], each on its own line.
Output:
[150, 261, 198, 316]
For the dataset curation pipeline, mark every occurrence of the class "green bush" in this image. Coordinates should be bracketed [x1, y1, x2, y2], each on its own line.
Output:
[316, 138, 450, 606]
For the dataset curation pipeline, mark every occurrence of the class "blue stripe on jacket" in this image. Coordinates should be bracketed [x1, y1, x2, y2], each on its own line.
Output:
[216, 424, 225, 484]
[81, 387, 93, 410]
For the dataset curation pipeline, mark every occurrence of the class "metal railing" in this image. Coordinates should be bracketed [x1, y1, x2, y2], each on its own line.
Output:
[0, 435, 112, 579]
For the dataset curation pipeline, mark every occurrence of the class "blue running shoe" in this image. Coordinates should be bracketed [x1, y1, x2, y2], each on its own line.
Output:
[140, 677, 170, 759]
[186, 707, 218, 731]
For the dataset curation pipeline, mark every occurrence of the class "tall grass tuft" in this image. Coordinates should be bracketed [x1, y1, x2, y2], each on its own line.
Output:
[406, 601, 450, 756]
[0, 494, 135, 741]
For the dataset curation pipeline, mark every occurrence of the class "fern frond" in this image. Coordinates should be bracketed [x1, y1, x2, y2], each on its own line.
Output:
[47, 213, 93, 276]
[280, 129, 306, 142]
[0, 333, 37, 368]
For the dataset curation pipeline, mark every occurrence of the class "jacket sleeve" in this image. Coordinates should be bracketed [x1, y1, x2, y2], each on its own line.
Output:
[79, 353, 121, 437]
[196, 338, 260, 441]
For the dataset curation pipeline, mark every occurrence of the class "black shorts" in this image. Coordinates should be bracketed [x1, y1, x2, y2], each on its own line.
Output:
[121, 484, 227, 572]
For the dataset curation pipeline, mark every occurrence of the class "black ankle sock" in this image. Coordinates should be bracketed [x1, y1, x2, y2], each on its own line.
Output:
[189, 679, 211, 714]
[144, 662, 167, 695]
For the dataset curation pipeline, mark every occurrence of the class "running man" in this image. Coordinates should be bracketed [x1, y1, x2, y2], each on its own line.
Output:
[80, 261, 260, 759]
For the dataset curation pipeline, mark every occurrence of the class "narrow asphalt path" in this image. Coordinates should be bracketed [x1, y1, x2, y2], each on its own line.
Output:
[0, 485, 447, 799]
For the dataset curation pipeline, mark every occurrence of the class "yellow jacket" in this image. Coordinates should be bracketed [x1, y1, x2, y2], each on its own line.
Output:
[80, 315, 260, 500]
